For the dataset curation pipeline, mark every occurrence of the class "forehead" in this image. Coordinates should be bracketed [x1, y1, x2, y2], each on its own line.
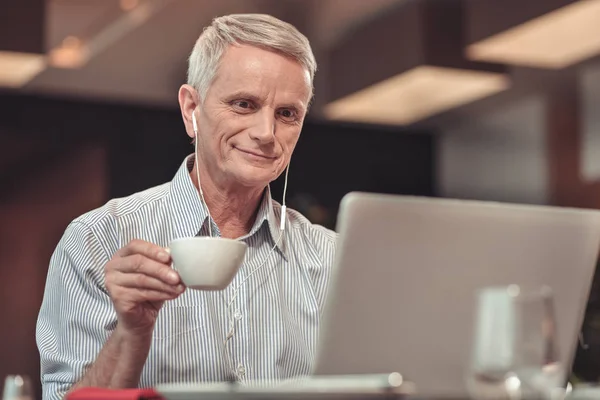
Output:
[210, 44, 312, 106]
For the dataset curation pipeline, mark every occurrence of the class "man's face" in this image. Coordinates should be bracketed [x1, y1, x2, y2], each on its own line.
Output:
[194, 44, 312, 189]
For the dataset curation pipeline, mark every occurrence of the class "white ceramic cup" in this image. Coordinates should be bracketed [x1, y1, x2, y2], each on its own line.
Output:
[168, 237, 247, 290]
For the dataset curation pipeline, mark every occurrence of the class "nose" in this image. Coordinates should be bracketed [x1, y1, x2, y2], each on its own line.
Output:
[249, 110, 275, 144]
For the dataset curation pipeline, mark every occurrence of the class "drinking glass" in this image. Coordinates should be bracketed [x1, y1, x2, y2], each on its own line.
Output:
[466, 285, 565, 400]
[2, 375, 33, 400]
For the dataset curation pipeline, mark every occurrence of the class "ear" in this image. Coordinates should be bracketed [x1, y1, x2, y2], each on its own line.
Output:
[178, 84, 200, 139]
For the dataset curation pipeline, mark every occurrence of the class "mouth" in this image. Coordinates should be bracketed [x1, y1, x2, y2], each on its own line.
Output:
[235, 147, 278, 160]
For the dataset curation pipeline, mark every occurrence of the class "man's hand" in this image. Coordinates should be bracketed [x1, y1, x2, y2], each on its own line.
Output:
[105, 239, 185, 336]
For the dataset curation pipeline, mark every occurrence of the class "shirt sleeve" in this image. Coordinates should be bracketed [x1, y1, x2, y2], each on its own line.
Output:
[36, 221, 116, 400]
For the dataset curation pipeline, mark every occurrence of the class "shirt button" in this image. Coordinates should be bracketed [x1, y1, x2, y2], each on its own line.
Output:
[234, 310, 243, 320]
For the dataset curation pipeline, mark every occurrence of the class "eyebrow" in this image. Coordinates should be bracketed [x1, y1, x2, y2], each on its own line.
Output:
[225, 91, 263, 104]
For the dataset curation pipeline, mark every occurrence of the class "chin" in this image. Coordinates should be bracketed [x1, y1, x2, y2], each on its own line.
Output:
[231, 166, 277, 188]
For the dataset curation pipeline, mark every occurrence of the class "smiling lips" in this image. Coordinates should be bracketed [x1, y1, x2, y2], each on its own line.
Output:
[235, 147, 278, 160]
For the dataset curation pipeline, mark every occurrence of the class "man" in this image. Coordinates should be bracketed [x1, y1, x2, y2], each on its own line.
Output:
[36, 14, 336, 400]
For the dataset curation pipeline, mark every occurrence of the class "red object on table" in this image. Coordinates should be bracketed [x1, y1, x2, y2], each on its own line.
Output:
[66, 387, 164, 400]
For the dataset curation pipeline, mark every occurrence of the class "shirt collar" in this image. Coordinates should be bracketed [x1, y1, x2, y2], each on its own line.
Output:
[169, 155, 287, 258]
[169, 155, 209, 240]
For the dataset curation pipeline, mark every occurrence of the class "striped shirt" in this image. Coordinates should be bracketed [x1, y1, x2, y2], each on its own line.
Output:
[36, 155, 337, 400]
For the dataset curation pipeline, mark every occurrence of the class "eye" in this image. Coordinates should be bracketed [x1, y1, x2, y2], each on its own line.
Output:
[278, 108, 298, 123]
[231, 100, 255, 112]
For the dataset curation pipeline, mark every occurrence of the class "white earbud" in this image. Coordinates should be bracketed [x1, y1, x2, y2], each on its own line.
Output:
[280, 163, 290, 231]
[280, 205, 287, 230]
[192, 110, 198, 136]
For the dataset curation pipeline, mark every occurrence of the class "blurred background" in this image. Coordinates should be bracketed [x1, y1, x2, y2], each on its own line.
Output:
[2, 0, 600, 396]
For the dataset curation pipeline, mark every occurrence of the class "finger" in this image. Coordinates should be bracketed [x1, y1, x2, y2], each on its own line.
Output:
[129, 288, 182, 303]
[113, 254, 180, 285]
[116, 239, 170, 263]
[116, 272, 185, 295]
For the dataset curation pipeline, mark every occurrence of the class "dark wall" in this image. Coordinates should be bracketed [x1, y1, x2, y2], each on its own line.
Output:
[272, 121, 436, 228]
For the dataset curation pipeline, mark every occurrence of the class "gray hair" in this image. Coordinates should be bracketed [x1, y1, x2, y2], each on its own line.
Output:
[187, 13, 317, 100]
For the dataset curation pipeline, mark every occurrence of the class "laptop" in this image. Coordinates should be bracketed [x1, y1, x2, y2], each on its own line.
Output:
[313, 192, 600, 398]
